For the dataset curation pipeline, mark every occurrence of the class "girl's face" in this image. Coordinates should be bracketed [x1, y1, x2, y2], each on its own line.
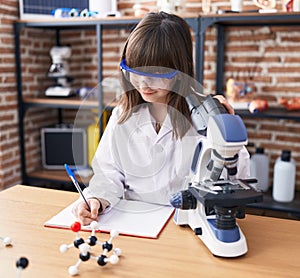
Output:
[130, 74, 172, 104]
[120, 60, 178, 104]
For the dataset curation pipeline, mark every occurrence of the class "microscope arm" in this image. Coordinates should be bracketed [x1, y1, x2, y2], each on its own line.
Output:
[186, 94, 248, 182]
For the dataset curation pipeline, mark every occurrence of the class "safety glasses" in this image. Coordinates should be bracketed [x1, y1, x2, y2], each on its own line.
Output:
[120, 59, 178, 79]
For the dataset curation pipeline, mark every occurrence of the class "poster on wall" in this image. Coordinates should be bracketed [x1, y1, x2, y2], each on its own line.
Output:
[19, 0, 119, 19]
[19, 0, 89, 19]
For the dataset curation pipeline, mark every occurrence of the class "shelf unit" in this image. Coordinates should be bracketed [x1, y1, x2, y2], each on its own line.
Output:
[198, 11, 300, 121]
[13, 16, 199, 187]
[234, 107, 300, 120]
[247, 190, 300, 219]
[198, 12, 300, 217]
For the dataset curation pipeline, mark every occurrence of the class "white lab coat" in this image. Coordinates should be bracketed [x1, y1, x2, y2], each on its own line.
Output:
[84, 104, 250, 208]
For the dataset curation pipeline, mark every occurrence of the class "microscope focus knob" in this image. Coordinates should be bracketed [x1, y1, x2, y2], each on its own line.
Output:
[170, 190, 197, 210]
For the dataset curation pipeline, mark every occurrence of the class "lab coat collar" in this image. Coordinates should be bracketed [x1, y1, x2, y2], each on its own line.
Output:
[134, 105, 173, 143]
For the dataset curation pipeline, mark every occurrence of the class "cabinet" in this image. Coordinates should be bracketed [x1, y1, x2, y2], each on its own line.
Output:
[13, 16, 198, 187]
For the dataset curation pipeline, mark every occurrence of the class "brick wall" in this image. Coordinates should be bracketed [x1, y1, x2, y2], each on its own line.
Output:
[0, 0, 299, 190]
[0, 0, 20, 188]
[223, 25, 300, 188]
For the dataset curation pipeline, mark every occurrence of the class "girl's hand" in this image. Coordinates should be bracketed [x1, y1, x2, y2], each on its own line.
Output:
[213, 95, 235, 115]
[73, 199, 101, 226]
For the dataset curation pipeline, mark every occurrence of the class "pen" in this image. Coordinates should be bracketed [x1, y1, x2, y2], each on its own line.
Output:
[64, 163, 91, 211]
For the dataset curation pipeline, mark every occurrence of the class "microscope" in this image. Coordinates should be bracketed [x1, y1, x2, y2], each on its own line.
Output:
[170, 94, 263, 257]
[45, 46, 74, 97]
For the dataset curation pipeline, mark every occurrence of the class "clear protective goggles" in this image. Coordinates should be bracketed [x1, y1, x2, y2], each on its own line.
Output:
[120, 59, 178, 89]
[120, 59, 178, 79]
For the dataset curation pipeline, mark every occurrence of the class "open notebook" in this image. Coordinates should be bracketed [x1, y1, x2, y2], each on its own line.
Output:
[44, 199, 174, 239]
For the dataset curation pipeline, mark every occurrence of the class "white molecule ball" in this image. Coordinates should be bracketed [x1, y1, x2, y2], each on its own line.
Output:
[3, 237, 12, 246]
[90, 221, 98, 230]
[68, 265, 78, 276]
[79, 243, 90, 253]
[109, 254, 119, 264]
[114, 248, 122, 256]
[110, 230, 119, 238]
[59, 244, 68, 253]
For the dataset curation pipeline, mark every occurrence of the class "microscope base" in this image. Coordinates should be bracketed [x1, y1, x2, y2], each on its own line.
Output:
[45, 86, 74, 97]
[174, 207, 248, 257]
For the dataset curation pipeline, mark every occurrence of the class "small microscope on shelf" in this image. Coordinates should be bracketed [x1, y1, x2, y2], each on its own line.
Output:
[45, 46, 74, 97]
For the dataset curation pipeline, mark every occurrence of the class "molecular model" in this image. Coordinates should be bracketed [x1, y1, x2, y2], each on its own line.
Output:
[16, 257, 29, 278]
[1, 235, 29, 277]
[60, 221, 122, 276]
[0, 235, 12, 247]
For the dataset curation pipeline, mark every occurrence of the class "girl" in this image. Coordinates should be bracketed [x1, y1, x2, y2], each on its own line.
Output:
[74, 12, 249, 225]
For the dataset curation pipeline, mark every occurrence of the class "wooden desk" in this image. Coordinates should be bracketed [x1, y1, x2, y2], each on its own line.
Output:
[0, 185, 299, 278]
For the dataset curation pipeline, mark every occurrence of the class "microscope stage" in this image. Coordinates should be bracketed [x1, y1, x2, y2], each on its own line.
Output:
[189, 180, 263, 208]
